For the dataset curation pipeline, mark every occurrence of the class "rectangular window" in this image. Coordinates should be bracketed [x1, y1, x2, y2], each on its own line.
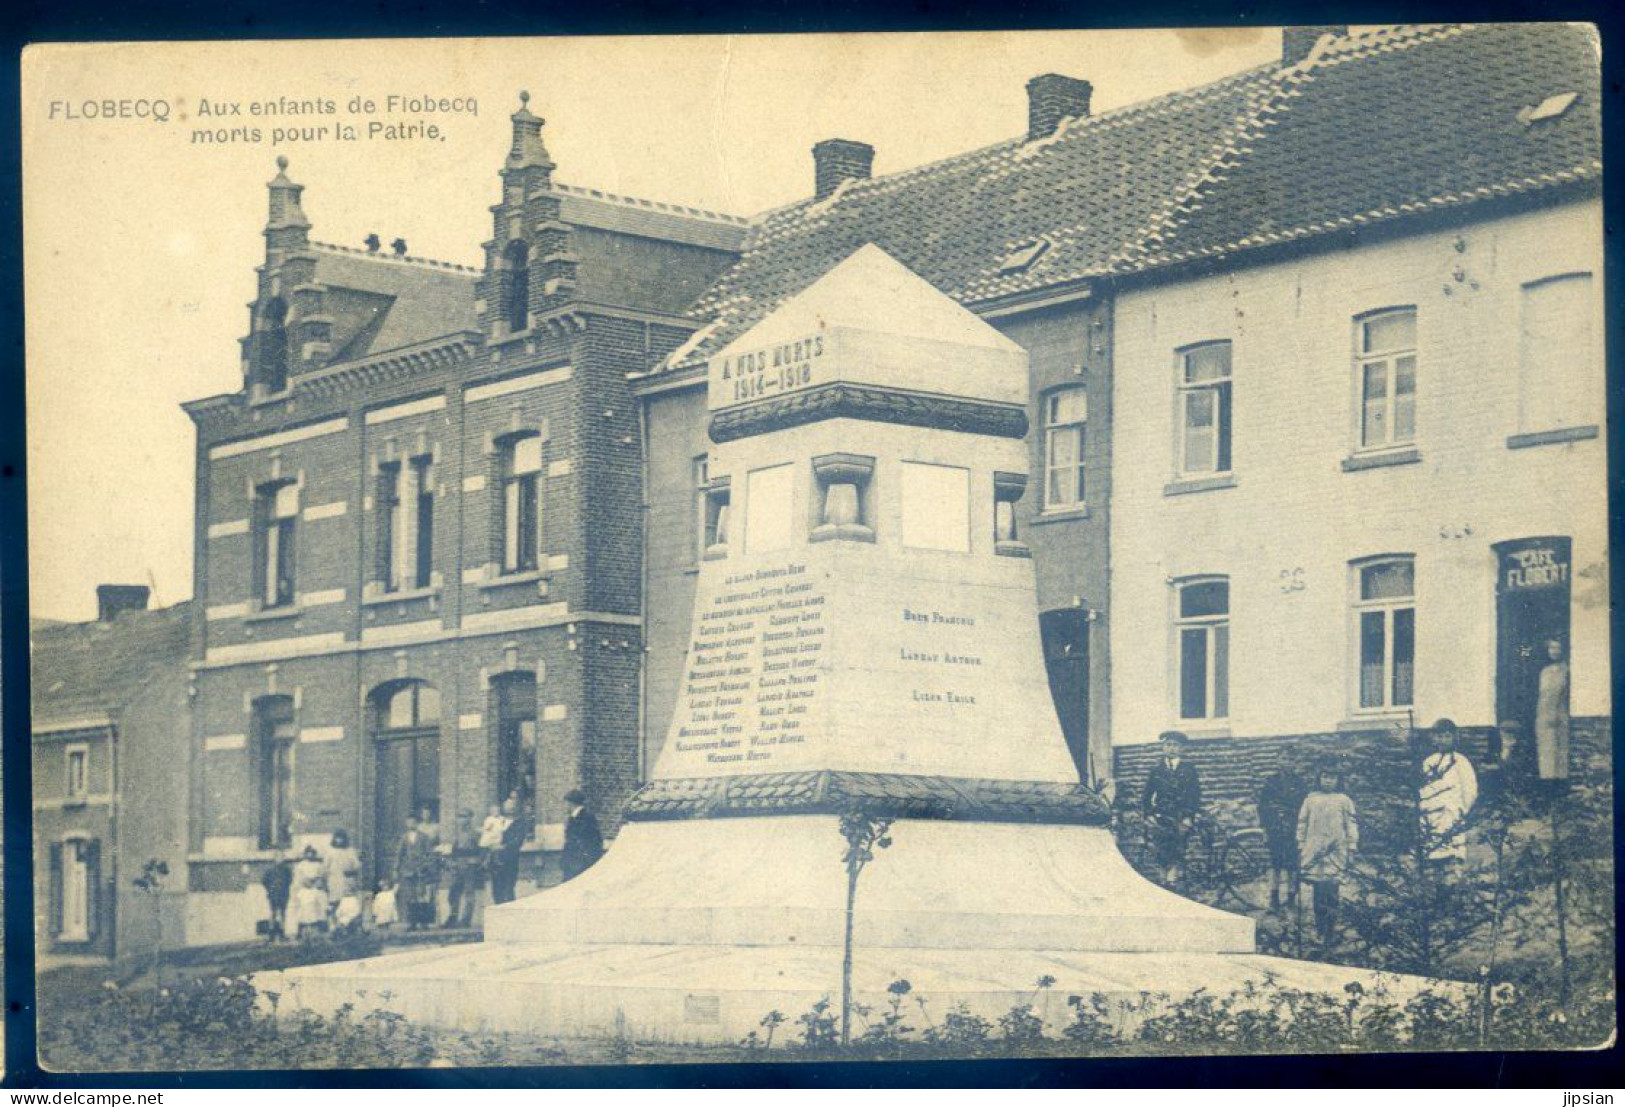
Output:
[900, 462, 971, 552]
[500, 435, 542, 573]
[1179, 343, 1233, 475]
[412, 457, 434, 589]
[378, 461, 404, 591]
[1355, 557, 1415, 710]
[56, 838, 97, 942]
[1043, 388, 1087, 509]
[65, 746, 88, 800]
[1356, 310, 1417, 450]
[1520, 273, 1594, 432]
[745, 464, 795, 554]
[255, 698, 297, 849]
[693, 456, 711, 562]
[255, 482, 298, 608]
[1176, 579, 1229, 720]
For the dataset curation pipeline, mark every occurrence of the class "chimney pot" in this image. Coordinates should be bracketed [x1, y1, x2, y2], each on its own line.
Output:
[365, 233, 381, 253]
[391, 238, 408, 257]
[97, 584, 150, 622]
[811, 139, 874, 201]
[1026, 74, 1092, 141]
[1282, 25, 1347, 66]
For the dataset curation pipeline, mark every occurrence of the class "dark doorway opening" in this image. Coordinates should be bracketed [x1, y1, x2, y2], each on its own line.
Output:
[1494, 536, 1572, 774]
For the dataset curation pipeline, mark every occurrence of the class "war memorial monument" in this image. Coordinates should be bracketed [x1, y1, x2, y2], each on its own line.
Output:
[259, 246, 1440, 1045]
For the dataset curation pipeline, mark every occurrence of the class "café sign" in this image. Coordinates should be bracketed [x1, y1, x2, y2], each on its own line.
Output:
[1500, 541, 1571, 591]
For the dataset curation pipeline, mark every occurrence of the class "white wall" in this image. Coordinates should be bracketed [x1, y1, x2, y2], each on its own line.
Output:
[1110, 201, 1608, 745]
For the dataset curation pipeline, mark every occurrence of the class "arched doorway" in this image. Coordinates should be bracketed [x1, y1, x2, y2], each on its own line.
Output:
[370, 680, 442, 881]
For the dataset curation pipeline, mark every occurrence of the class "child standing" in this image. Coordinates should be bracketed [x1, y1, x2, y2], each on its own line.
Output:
[371, 881, 399, 931]
[1296, 766, 1359, 946]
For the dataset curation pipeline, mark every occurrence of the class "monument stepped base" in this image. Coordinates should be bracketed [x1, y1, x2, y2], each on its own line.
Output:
[256, 816, 1445, 1046]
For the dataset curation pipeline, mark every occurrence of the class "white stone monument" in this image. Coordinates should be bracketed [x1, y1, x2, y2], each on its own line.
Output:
[261, 246, 1440, 1045]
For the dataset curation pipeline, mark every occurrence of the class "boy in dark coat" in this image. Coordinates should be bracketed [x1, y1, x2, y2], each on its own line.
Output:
[1257, 766, 1309, 911]
[1142, 731, 1203, 885]
[260, 849, 293, 943]
[560, 788, 605, 881]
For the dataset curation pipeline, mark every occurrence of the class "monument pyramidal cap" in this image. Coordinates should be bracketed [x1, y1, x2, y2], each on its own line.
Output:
[261, 245, 1447, 1045]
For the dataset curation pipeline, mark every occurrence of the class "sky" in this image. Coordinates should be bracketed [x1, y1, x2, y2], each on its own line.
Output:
[23, 28, 1284, 622]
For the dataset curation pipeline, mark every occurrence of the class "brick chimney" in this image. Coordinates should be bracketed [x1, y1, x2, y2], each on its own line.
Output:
[1026, 74, 1092, 141]
[96, 584, 150, 622]
[1282, 25, 1347, 66]
[812, 139, 874, 201]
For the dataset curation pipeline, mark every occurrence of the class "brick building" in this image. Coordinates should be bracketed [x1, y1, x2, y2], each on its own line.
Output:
[637, 23, 1605, 805]
[182, 99, 746, 944]
[32, 588, 191, 965]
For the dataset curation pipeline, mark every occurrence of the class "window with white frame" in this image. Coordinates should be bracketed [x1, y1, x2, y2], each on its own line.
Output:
[253, 696, 297, 849]
[1354, 557, 1415, 711]
[65, 745, 88, 800]
[54, 836, 97, 943]
[1043, 387, 1087, 509]
[1178, 342, 1233, 475]
[254, 480, 298, 608]
[1356, 309, 1417, 450]
[693, 456, 712, 561]
[499, 433, 543, 574]
[1519, 273, 1595, 433]
[380, 456, 435, 591]
[1175, 577, 1229, 721]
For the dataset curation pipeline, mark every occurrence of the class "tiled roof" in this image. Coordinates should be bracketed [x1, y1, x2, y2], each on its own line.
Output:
[552, 183, 751, 252]
[1123, 23, 1602, 270]
[668, 22, 1600, 370]
[311, 244, 479, 362]
[31, 603, 192, 731]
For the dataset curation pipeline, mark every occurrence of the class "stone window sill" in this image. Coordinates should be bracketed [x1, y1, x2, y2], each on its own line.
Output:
[1031, 505, 1090, 525]
[1342, 447, 1420, 472]
[1163, 474, 1236, 497]
[995, 541, 1032, 559]
[244, 604, 303, 625]
[1336, 715, 1414, 733]
[1507, 425, 1599, 450]
[475, 569, 551, 591]
[701, 546, 729, 562]
[363, 584, 442, 606]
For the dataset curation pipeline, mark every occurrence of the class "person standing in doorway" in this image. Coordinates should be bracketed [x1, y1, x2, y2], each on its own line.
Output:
[1297, 765, 1359, 946]
[1420, 718, 1479, 867]
[1534, 638, 1571, 784]
[1142, 731, 1203, 886]
[560, 789, 605, 881]
[1257, 765, 1308, 912]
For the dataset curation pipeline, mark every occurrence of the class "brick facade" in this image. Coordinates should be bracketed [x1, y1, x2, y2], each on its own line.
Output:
[181, 102, 745, 945]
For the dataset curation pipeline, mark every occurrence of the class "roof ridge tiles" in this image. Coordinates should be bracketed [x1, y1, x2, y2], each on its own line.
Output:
[311, 240, 480, 274]
[548, 181, 751, 226]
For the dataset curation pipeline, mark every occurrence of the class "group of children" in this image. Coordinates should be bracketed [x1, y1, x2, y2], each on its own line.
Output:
[310, 803, 521, 936]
